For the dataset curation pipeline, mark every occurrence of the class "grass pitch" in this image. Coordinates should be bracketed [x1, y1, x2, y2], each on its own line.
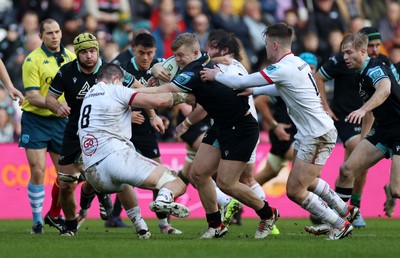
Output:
[0, 218, 399, 258]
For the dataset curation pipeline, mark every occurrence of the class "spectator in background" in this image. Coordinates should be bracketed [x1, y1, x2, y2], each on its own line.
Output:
[211, 0, 253, 64]
[306, 0, 347, 63]
[348, 16, 369, 33]
[129, 0, 153, 25]
[389, 44, 400, 65]
[283, 8, 303, 55]
[259, 0, 277, 23]
[207, 0, 244, 15]
[243, 0, 272, 64]
[82, 13, 101, 36]
[0, 105, 15, 143]
[183, 0, 204, 32]
[18, 11, 40, 43]
[153, 11, 181, 59]
[192, 13, 210, 51]
[112, 13, 134, 50]
[377, 1, 400, 44]
[0, 23, 23, 64]
[5, 32, 42, 94]
[150, 0, 186, 32]
[328, 29, 344, 56]
[85, 0, 130, 33]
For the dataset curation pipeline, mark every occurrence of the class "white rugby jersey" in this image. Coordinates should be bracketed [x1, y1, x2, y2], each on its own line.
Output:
[78, 82, 138, 169]
[217, 59, 258, 120]
[216, 53, 334, 140]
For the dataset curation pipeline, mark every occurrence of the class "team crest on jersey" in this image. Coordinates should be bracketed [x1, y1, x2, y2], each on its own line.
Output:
[82, 133, 98, 157]
[73, 77, 77, 84]
[266, 65, 278, 73]
[176, 73, 191, 85]
[77, 81, 92, 99]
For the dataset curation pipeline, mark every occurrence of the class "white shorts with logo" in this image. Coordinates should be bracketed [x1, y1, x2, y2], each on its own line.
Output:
[84, 147, 160, 193]
[294, 128, 337, 165]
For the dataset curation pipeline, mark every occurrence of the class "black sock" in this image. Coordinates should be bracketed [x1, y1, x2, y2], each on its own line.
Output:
[156, 212, 168, 219]
[80, 188, 95, 210]
[255, 201, 272, 220]
[206, 211, 222, 228]
[112, 196, 123, 218]
[65, 219, 78, 231]
[335, 187, 352, 202]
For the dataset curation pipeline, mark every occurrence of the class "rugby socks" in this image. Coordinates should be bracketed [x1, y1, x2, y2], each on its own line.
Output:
[156, 188, 174, 203]
[313, 179, 347, 215]
[350, 193, 362, 208]
[301, 192, 345, 228]
[28, 183, 44, 224]
[255, 201, 272, 220]
[251, 183, 266, 201]
[213, 181, 230, 208]
[126, 206, 148, 232]
[112, 196, 123, 218]
[206, 211, 222, 228]
[80, 186, 95, 210]
[335, 186, 352, 202]
[49, 178, 62, 218]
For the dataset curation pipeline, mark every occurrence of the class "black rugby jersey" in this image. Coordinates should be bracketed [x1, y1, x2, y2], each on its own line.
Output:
[119, 56, 163, 135]
[49, 59, 135, 134]
[320, 52, 399, 117]
[112, 48, 134, 66]
[358, 57, 400, 127]
[319, 52, 362, 116]
[171, 52, 250, 126]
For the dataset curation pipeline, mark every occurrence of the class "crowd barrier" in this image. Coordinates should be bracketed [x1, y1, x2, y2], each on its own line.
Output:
[0, 142, 396, 219]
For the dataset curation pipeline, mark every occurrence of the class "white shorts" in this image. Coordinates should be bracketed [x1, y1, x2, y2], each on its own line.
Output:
[294, 128, 337, 165]
[84, 148, 159, 193]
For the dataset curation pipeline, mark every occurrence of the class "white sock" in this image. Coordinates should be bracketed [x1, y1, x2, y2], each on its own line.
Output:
[251, 183, 266, 201]
[302, 192, 345, 228]
[313, 178, 348, 216]
[158, 218, 169, 227]
[213, 181, 231, 207]
[126, 206, 148, 231]
[156, 188, 174, 203]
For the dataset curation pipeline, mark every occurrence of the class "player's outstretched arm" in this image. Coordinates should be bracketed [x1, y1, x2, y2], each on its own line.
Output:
[0, 59, 24, 105]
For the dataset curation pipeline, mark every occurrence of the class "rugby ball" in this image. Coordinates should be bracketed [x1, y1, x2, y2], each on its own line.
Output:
[159, 56, 179, 84]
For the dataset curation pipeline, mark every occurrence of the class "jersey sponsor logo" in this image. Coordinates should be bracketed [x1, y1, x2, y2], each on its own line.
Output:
[175, 73, 191, 85]
[77, 81, 92, 99]
[298, 62, 308, 71]
[82, 133, 98, 157]
[367, 67, 384, 81]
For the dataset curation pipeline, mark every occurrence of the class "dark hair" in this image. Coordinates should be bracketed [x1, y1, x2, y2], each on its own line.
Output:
[133, 33, 156, 48]
[207, 29, 242, 61]
[262, 23, 293, 41]
[39, 18, 58, 34]
[97, 63, 124, 82]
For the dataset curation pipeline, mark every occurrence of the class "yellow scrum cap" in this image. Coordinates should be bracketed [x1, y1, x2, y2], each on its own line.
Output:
[73, 33, 99, 53]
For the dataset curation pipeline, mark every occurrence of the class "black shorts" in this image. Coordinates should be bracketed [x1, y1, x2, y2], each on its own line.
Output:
[334, 116, 362, 146]
[366, 123, 400, 158]
[269, 125, 296, 158]
[180, 119, 211, 148]
[131, 134, 160, 159]
[202, 114, 259, 162]
[59, 131, 81, 165]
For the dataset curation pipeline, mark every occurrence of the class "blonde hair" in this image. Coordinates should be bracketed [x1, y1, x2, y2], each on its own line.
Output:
[171, 33, 200, 52]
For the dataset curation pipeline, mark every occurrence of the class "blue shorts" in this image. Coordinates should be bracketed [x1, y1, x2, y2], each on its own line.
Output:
[18, 111, 67, 153]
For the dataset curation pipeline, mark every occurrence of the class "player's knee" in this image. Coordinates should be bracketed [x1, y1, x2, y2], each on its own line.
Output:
[155, 169, 179, 189]
[58, 172, 79, 193]
[216, 179, 234, 195]
[339, 162, 354, 179]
